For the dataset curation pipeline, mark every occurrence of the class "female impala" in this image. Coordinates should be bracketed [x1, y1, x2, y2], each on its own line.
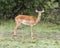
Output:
[14, 9, 44, 39]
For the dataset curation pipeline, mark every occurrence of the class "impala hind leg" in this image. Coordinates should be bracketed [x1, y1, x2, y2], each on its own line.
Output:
[14, 22, 21, 36]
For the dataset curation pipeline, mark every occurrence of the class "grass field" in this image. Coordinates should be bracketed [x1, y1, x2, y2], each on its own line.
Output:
[0, 20, 60, 48]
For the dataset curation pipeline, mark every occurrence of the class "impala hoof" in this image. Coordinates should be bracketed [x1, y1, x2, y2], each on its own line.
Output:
[13, 34, 17, 36]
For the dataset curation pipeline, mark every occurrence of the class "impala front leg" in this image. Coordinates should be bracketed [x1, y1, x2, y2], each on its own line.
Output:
[30, 25, 34, 39]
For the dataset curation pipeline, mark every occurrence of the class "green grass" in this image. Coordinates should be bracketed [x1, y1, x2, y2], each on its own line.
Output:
[0, 20, 60, 33]
[0, 39, 60, 48]
[0, 20, 60, 48]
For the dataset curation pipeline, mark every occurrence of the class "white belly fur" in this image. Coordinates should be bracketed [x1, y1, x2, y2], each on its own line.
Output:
[21, 20, 36, 25]
[21, 20, 30, 25]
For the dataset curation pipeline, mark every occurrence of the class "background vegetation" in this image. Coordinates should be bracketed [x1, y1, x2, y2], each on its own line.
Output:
[0, 0, 60, 24]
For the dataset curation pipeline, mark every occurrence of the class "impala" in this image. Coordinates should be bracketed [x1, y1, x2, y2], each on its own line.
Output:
[14, 9, 44, 39]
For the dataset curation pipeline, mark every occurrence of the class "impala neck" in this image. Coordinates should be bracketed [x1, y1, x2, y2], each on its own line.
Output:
[36, 12, 42, 24]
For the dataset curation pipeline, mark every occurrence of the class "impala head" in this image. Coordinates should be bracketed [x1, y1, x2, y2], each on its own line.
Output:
[35, 9, 44, 13]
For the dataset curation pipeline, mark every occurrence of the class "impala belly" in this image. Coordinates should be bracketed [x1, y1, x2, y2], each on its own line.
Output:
[21, 20, 30, 25]
[21, 20, 36, 25]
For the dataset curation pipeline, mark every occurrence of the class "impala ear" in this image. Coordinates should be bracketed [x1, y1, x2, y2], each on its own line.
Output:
[35, 9, 38, 12]
[41, 9, 44, 13]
